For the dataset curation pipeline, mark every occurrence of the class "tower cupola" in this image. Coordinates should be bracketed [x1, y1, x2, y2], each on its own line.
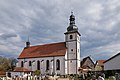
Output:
[67, 12, 78, 32]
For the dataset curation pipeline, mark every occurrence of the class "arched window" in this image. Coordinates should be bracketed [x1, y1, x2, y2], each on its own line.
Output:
[46, 60, 49, 70]
[37, 61, 40, 70]
[21, 61, 24, 67]
[56, 59, 60, 70]
[70, 35, 73, 39]
[29, 61, 32, 66]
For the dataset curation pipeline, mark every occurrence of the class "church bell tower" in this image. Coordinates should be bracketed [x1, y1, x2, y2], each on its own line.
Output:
[64, 12, 81, 74]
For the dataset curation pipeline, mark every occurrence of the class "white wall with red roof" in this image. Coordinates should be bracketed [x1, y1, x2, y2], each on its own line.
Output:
[17, 56, 65, 75]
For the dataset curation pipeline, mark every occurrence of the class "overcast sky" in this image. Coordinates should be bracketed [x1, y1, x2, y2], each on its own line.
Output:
[0, 0, 120, 61]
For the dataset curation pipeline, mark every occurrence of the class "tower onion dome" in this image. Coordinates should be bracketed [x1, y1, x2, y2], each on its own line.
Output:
[67, 12, 78, 32]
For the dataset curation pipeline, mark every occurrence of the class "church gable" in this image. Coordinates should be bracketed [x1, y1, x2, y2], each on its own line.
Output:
[18, 42, 67, 59]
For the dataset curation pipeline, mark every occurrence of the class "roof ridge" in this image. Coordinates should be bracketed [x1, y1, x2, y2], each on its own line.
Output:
[25, 42, 65, 49]
[97, 60, 106, 61]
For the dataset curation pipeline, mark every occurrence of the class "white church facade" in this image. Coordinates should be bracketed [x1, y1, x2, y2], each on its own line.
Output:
[16, 13, 81, 75]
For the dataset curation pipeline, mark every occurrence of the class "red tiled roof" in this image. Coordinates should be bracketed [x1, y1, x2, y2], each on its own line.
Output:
[97, 60, 105, 64]
[14, 67, 32, 72]
[95, 60, 106, 66]
[18, 42, 67, 59]
[0, 72, 6, 76]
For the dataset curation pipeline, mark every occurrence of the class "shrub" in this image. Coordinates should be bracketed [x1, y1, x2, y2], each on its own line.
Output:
[33, 70, 41, 76]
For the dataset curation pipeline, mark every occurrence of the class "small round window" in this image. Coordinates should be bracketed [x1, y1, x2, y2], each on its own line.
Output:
[71, 49, 73, 51]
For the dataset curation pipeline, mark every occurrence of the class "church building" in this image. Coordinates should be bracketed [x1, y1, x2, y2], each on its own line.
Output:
[16, 13, 81, 75]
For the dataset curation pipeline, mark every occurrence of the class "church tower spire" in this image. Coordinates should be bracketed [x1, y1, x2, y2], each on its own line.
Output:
[70, 12, 75, 25]
[67, 12, 78, 32]
[64, 12, 81, 74]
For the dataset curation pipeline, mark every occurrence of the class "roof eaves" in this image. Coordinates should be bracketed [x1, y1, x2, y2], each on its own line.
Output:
[18, 55, 65, 59]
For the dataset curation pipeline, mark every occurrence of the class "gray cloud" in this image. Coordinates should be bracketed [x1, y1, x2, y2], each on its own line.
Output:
[0, 33, 17, 39]
[0, 0, 120, 60]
